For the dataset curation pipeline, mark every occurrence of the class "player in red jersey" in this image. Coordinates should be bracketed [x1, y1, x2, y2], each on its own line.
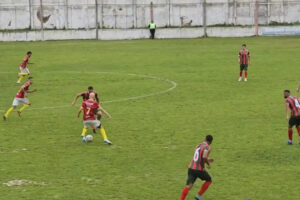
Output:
[238, 44, 250, 82]
[3, 77, 37, 120]
[17, 51, 33, 84]
[72, 86, 100, 133]
[180, 135, 214, 200]
[284, 90, 300, 145]
[77, 92, 112, 145]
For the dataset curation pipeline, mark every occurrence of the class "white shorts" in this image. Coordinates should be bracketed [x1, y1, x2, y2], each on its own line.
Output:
[19, 67, 30, 74]
[12, 98, 29, 107]
[83, 120, 100, 129]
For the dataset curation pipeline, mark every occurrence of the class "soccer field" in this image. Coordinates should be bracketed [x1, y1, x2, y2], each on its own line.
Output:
[1, 37, 300, 200]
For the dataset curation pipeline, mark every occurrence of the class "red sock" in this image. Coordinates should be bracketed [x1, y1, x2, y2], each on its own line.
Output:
[239, 72, 242, 77]
[180, 186, 190, 200]
[245, 71, 248, 78]
[297, 127, 300, 137]
[198, 181, 212, 196]
[288, 129, 293, 140]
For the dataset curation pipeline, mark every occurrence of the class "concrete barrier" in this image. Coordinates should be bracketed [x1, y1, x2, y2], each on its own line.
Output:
[2, 26, 300, 41]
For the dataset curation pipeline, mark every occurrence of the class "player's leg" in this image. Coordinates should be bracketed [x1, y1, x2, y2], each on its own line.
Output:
[17, 98, 31, 117]
[92, 110, 102, 134]
[96, 110, 102, 121]
[287, 118, 295, 145]
[195, 170, 212, 200]
[238, 65, 244, 81]
[81, 121, 89, 143]
[244, 65, 248, 82]
[181, 169, 196, 200]
[3, 98, 19, 120]
[95, 121, 112, 145]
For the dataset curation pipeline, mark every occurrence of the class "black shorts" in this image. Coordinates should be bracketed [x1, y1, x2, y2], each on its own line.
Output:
[240, 64, 248, 71]
[288, 116, 300, 128]
[186, 168, 211, 185]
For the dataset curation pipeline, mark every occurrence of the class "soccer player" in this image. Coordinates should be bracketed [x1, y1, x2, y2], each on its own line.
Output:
[180, 135, 214, 200]
[17, 51, 33, 84]
[283, 90, 300, 145]
[238, 44, 250, 82]
[3, 77, 37, 120]
[77, 92, 112, 145]
[72, 86, 100, 133]
[72, 86, 99, 106]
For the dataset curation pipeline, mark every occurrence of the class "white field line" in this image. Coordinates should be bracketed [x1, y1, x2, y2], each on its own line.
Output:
[0, 71, 177, 112]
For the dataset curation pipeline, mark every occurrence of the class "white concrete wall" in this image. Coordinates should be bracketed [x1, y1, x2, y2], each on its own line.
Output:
[1, 0, 300, 41]
[1, 0, 300, 30]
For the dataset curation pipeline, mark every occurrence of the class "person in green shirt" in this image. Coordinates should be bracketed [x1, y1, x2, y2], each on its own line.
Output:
[148, 21, 156, 39]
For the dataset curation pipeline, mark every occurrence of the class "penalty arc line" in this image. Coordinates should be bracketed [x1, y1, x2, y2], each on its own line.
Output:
[0, 71, 178, 112]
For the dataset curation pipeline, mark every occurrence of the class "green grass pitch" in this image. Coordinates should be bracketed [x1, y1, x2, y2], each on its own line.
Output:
[0, 36, 300, 200]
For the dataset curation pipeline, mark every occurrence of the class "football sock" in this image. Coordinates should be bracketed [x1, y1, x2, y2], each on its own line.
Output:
[81, 128, 88, 136]
[100, 128, 108, 140]
[4, 107, 15, 118]
[297, 127, 300, 137]
[245, 71, 248, 78]
[288, 129, 293, 140]
[180, 186, 190, 200]
[17, 76, 24, 83]
[198, 181, 212, 195]
[239, 71, 242, 77]
[19, 104, 29, 112]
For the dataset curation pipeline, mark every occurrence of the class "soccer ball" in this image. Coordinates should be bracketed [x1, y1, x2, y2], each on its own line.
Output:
[86, 135, 93, 142]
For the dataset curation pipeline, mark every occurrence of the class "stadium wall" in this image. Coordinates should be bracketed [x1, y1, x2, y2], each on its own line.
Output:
[0, 0, 300, 41]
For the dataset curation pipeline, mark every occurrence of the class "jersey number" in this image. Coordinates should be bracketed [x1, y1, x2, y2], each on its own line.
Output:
[193, 147, 201, 162]
[86, 108, 91, 115]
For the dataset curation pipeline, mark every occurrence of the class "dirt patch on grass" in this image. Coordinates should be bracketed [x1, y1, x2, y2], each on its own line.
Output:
[3, 179, 48, 187]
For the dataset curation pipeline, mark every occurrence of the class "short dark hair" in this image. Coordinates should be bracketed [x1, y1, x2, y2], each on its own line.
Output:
[27, 51, 32, 55]
[206, 135, 213, 144]
[28, 77, 33, 80]
[88, 86, 93, 90]
[242, 44, 246, 47]
[284, 89, 290, 94]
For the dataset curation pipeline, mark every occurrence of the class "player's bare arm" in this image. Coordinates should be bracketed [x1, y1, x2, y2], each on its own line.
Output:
[203, 149, 212, 168]
[98, 106, 112, 119]
[286, 103, 291, 121]
[72, 92, 84, 106]
[26, 89, 37, 93]
[77, 106, 83, 118]
[248, 55, 251, 65]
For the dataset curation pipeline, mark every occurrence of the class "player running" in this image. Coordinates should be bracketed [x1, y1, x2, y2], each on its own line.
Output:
[72, 86, 100, 133]
[180, 135, 214, 200]
[72, 86, 99, 106]
[17, 51, 33, 84]
[77, 92, 112, 145]
[238, 44, 250, 82]
[283, 90, 300, 145]
[3, 77, 37, 120]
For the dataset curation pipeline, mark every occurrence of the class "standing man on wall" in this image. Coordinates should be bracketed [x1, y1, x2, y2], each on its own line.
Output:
[149, 21, 156, 39]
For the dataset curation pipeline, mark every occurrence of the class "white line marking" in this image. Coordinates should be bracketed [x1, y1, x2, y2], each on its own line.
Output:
[0, 71, 177, 112]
